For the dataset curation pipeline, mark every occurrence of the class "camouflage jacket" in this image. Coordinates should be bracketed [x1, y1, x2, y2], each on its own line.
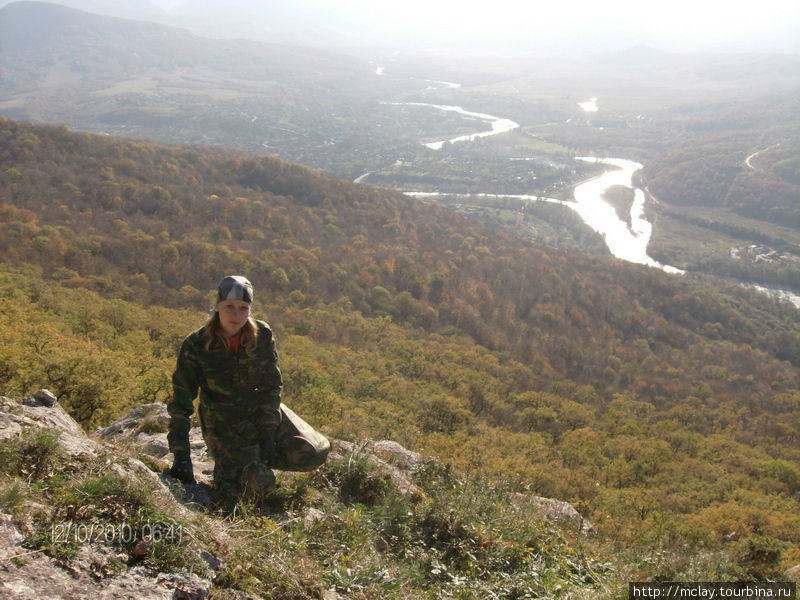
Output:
[167, 319, 282, 454]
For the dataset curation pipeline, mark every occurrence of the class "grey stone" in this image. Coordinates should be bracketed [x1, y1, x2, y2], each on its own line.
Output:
[526, 495, 597, 536]
[0, 404, 23, 440]
[0, 519, 213, 600]
[94, 403, 170, 440]
[33, 389, 57, 407]
[303, 507, 327, 529]
[373, 440, 423, 467]
[177, 482, 214, 509]
[330, 439, 424, 501]
[784, 564, 800, 582]
[0, 511, 25, 549]
[199, 550, 222, 572]
[0, 395, 101, 457]
[21, 389, 57, 408]
[96, 404, 213, 485]
[135, 432, 171, 457]
[0, 399, 238, 600]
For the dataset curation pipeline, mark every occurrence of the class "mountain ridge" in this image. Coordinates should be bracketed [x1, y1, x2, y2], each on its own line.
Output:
[0, 1, 371, 73]
[0, 0, 168, 21]
[0, 1, 197, 52]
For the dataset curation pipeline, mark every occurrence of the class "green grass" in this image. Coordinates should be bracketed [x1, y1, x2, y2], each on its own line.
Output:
[485, 129, 571, 155]
[0, 477, 27, 509]
[654, 203, 800, 247]
[0, 429, 61, 480]
[648, 212, 740, 268]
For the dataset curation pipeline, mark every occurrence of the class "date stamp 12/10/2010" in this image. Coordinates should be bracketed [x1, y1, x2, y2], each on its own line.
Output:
[50, 519, 184, 545]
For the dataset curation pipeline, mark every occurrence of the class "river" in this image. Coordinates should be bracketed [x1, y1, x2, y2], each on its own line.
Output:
[381, 102, 519, 150]
[572, 157, 683, 273]
[386, 98, 677, 271]
[370, 83, 800, 306]
[407, 158, 682, 274]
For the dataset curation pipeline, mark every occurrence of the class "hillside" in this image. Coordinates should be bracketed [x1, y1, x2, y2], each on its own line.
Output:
[0, 1, 420, 178]
[1, 395, 611, 599]
[1, 118, 800, 585]
[0, 0, 168, 22]
[639, 93, 800, 292]
[0, 1, 368, 89]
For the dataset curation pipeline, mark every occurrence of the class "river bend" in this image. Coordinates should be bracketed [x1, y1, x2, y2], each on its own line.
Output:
[370, 79, 800, 306]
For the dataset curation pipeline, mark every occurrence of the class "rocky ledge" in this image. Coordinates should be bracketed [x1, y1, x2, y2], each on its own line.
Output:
[1, 392, 604, 600]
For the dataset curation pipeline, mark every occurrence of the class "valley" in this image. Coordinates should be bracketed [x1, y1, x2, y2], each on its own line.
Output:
[1, 2, 799, 595]
[1, 5, 797, 301]
[351, 68, 799, 304]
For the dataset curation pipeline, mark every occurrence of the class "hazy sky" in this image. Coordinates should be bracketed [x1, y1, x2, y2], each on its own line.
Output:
[154, 0, 800, 55]
[337, 0, 800, 54]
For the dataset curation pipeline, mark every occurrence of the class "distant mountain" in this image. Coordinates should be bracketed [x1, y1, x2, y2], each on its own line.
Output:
[0, 0, 168, 22]
[0, 1, 197, 58]
[588, 43, 800, 91]
[0, 0, 369, 48]
[168, 0, 356, 44]
[595, 43, 671, 65]
[0, 1, 410, 177]
[0, 1, 366, 76]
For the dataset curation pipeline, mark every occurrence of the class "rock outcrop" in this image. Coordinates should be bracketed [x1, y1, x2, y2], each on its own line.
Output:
[329, 439, 425, 501]
[97, 404, 428, 503]
[0, 521, 213, 600]
[0, 394, 218, 600]
[0, 393, 100, 457]
[1, 394, 600, 599]
[527, 495, 597, 536]
[94, 403, 214, 488]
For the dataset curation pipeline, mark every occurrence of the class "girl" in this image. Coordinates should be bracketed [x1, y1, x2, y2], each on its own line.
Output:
[167, 275, 329, 499]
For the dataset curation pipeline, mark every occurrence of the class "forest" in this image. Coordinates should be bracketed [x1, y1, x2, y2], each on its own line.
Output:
[635, 94, 800, 292]
[1, 118, 799, 580]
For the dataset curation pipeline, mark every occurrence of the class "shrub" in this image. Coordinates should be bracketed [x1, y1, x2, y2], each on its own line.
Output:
[737, 535, 790, 579]
[0, 478, 26, 508]
[320, 456, 392, 506]
[135, 414, 169, 434]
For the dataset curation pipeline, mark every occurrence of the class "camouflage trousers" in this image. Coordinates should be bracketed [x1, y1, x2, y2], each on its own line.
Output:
[200, 403, 329, 499]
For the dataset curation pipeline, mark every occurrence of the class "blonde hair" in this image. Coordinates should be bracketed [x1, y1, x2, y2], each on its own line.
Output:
[202, 311, 258, 355]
